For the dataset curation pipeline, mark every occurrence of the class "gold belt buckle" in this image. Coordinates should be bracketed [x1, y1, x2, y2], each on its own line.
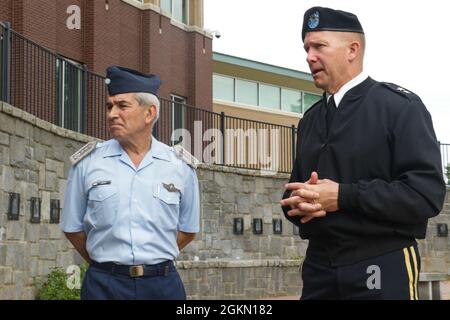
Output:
[129, 265, 144, 277]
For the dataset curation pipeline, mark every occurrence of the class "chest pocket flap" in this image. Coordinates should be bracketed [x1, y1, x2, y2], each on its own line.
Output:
[88, 185, 118, 202]
[153, 183, 180, 205]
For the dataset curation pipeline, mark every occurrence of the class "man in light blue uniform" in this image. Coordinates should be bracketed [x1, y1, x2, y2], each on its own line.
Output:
[60, 66, 200, 300]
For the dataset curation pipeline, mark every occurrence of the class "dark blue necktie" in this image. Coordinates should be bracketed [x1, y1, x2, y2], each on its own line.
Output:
[326, 96, 336, 134]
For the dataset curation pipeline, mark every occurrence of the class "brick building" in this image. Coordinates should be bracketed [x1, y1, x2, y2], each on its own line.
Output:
[0, 0, 212, 140]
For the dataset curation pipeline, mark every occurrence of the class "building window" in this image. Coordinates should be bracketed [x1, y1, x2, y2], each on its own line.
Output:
[161, 0, 189, 24]
[213, 74, 234, 101]
[160, 0, 172, 14]
[281, 88, 302, 113]
[213, 73, 321, 114]
[56, 59, 82, 132]
[259, 84, 280, 109]
[171, 94, 186, 144]
[235, 79, 258, 106]
[303, 92, 321, 112]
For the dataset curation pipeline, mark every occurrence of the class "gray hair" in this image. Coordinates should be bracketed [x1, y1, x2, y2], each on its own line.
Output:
[134, 92, 160, 128]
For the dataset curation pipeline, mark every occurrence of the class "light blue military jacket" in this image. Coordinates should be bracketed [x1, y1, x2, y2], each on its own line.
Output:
[60, 137, 200, 265]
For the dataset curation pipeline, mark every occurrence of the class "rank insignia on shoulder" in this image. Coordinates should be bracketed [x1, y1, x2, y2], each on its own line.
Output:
[396, 86, 411, 94]
[381, 82, 419, 101]
[173, 144, 200, 169]
[70, 141, 97, 166]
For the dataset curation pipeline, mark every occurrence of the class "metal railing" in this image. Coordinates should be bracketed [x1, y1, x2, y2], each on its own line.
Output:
[2, 22, 448, 176]
[0, 21, 296, 173]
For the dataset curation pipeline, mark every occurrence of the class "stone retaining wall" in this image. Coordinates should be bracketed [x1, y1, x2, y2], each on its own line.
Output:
[0, 102, 448, 299]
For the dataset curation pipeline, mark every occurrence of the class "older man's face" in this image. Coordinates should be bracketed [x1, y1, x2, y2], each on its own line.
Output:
[106, 93, 152, 141]
[303, 31, 351, 94]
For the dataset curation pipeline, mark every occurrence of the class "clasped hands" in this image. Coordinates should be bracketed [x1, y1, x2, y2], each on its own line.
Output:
[280, 172, 339, 224]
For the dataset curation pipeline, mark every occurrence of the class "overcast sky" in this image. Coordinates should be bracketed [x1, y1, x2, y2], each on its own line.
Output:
[204, 0, 450, 143]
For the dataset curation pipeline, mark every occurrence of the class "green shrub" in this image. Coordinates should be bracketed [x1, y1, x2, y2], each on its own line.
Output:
[36, 264, 88, 300]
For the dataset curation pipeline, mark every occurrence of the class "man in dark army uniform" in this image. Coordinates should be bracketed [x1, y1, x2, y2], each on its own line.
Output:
[281, 7, 446, 300]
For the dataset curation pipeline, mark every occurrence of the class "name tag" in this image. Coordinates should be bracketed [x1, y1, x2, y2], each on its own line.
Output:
[91, 180, 112, 188]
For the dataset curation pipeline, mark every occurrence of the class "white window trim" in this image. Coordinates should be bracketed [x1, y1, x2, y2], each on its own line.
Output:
[213, 73, 321, 113]
[213, 98, 302, 119]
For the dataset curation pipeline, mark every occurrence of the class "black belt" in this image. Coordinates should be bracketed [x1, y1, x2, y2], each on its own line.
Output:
[91, 260, 174, 278]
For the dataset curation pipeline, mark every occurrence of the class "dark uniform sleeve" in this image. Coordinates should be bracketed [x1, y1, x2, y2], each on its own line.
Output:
[339, 96, 446, 224]
[282, 119, 302, 227]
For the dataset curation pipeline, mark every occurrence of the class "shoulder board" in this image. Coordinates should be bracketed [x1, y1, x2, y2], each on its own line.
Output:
[70, 141, 97, 166]
[380, 82, 420, 101]
[303, 98, 323, 117]
[173, 145, 200, 169]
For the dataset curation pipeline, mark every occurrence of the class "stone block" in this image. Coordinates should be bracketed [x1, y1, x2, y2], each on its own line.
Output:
[0, 113, 16, 134]
[20, 287, 36, 300]
[0, 286, 14, 300]
[220, 203, 235, 216]
[56, 161, 65, 179]
[29, 257, 39, 277]
[204, 192, 220, 204]
[48, 225, 64, 240]
[12, 271, 27, 294]
[24, 159, 38, 171]
[14, 120, 29, 139]
[0, 243, 6, 265]
[39, 240, 58, 260]
[432, 237, 449, 251]
[422, 257, 447, 273]
[27, 171, 39, 184]
[38, 260, 56, 277]
[38, 163, 45, 189]
[24, 182, 39, 198]
[56, 252, 76, 269]
[237, 196, 250, 214]
[221, 191, 235, 204]
[59, 178, 68, 201]
[254, 179, 266, 193]
[0, 146, 9, 166]
[30, 243, 40, 257]
[25, 224, 40, 243]
[0, 132, 9, 146]
[21, 110, 36, 125]
[40, 130, 53, 147]
[1, 165, 15, 192]
[40, 225, 50, 240]
[45, 159, 59, 173]
[214, 172, 226, 187]
[45, 171, 57, 191]
[203, 220, 218, 234]
[14, 168, 26, 181]
[268, 237, 283, 256]
[6, 242, 28, 270]
[243, 215, 251, 232]
[9, 136, 26, 168]
[0, 267, 13, 284]
[25, 146, 34, 159]
[40, 191, 50, 222]
[34, 145, 45, 163]
[6, 221, 25, 240]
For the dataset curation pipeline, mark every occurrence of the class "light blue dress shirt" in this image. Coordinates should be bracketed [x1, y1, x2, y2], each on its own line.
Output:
[60, 137, 200, 265]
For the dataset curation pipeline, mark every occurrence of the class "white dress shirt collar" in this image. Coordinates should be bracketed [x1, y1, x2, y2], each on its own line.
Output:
[327, 72, 368, 107]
